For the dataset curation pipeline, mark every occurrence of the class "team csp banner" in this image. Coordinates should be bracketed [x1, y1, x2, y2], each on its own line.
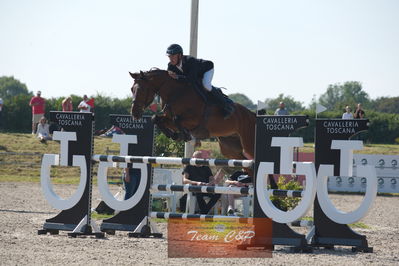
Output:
[168, 218, 272, 258]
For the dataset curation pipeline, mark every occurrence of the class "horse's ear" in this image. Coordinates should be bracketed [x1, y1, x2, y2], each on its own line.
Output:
[140, 71, 145, 79]
[129, 72, 139, 79]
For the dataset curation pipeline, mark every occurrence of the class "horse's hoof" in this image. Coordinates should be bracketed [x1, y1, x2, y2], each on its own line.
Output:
[171, 133, 180, 140]
[176, 133, 190, 142]
[151, 115, 159, 123]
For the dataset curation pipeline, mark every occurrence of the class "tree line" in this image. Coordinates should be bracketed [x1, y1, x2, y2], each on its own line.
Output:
[1, 76, 398, 144]
[229, 81, 399, 115]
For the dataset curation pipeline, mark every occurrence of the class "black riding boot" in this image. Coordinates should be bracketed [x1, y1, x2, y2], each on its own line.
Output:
[210, 87, 235, 119]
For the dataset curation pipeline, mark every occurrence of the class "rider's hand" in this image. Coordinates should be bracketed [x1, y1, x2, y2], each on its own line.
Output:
[168, 71, 178, 79]
[234, 181, 245, 187]
[237, 182, 246, 187]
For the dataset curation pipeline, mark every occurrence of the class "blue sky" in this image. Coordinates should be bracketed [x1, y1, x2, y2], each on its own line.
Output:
[1, 0, 398, 107]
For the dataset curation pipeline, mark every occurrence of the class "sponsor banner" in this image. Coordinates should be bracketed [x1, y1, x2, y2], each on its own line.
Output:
[255, 115, 308, 176]
[168, 218, 272, 258]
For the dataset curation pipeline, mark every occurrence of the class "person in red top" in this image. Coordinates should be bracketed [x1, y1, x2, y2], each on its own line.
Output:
[29, 91, 46, 134]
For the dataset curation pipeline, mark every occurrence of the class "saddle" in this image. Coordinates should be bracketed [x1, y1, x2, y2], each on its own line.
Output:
[189, 87, 235, 139]
[168, 83, 235, 141]
[206, 87, 233, 106]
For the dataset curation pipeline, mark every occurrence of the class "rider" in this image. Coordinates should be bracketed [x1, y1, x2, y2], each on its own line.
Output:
[166, 44, 235, 119]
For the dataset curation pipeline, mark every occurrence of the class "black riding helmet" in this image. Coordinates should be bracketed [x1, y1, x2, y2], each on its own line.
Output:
[166, 44, 183, 55]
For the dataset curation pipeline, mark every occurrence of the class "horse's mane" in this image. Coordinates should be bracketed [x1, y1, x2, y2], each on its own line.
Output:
[147, 67, 167, 75]
[143, 67, 194, 88]
[131, 68, 168, 79]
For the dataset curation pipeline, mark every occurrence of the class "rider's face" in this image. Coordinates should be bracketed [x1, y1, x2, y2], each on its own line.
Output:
[168, 54, 181, 66]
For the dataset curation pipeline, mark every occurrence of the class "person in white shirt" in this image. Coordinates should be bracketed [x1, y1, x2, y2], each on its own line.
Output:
[342, 106, 354, 119]
[36, 116, 52, 142]
[274, 101, 289, 115]
[225, 169, 252, 216]
[78, 95, 91, 112]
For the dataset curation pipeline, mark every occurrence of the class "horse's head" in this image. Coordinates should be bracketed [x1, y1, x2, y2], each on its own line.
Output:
[129, 70, 160, 119]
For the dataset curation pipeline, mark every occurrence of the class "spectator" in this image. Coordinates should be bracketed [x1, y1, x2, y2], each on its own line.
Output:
[100, 125, 125, 137]
[182, 150, 223, 214]
[36, 116, 52, 143]
[123, 166, 141, 200]
[62, 97, 73, 112]
[342, 106, 354, 119]
[77, 95, 91, 112]
[354, 103, 365, 119]
[29, 91, 46, 134]
[225, 170, 252, 216]
[0, 97, 3, 129]
[274, 101, 289, 115]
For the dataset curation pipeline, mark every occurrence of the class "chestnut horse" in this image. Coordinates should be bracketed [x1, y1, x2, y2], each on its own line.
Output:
[129, 69, 256, 160]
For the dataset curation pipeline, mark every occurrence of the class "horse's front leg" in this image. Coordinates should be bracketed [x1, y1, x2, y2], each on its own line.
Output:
[173, 116, 192, 142]
[152, 115, 184, 141]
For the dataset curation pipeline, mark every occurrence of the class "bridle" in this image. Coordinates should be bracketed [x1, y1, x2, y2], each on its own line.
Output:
[132, 71, 161, 110]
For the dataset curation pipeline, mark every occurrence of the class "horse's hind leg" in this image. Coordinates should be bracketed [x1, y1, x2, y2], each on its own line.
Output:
[237, 110, 256, 160]
[237, 114, 280, 188]
[217, 135, 245, 160]
[218, 135, 255, 178]
[237, 128, 256, 179]
[240, 134, 255, 160]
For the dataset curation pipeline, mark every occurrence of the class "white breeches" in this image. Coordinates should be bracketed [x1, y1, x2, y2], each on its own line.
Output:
[202, 68, 214, 91]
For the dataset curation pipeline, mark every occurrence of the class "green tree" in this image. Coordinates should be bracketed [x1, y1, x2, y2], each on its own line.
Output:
[0, 76, 31, 100]
[264, 93, 304, 113]
[370, 96, 399, 114]
[319, 81, 370, 111]
[308, 94, 317, 110]
[154, 132, 184, 157]
[2, 94, 32, 132]
[92, 93, 132, 130]
[0, 76, 33, 132]
[45, 97, 63, 113]
[228, 93, 256, 110]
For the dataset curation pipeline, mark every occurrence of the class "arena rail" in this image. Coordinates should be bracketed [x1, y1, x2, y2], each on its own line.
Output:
[150, 211, 242, 220]
[92, 154, 253, 167]
[150, 184, 303, 197]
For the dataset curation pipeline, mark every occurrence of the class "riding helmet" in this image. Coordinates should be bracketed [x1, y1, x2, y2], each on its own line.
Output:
[166, 44, 183, 55]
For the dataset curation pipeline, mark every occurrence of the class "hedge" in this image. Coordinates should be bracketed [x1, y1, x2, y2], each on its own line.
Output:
[1, 96, 398, 144]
